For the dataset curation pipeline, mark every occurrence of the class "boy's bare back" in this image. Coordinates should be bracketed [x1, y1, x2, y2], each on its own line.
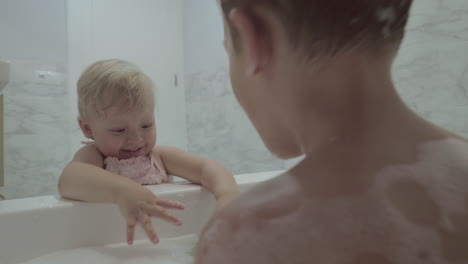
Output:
[196, 137, 468, 264]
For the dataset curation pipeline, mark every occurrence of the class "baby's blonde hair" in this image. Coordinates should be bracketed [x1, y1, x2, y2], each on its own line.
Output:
[77, 59, 154, 120]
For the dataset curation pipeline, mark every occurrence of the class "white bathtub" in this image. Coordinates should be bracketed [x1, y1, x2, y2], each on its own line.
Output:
[0, 171, 281, 264]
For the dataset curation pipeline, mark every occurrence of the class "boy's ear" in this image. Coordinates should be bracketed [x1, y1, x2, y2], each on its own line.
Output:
[78, 118, 94, 139]
[228, 8, 272, 74]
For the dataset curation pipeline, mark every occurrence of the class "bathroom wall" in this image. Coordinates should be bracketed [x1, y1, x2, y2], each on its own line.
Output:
[395, 0, 468, 138]
[183, 1, 286, 175]
[0, 0, 67, 65]
[182, 0, 468, 175]
[0, 0, 68, 199]
[0, 61, 68, 199]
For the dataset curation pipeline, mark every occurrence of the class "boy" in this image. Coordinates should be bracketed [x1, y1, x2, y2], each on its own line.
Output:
[196, 1, 468, 263]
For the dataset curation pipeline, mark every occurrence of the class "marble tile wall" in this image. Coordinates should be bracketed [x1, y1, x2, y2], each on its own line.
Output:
[0, 59, 68, 199]
[184, 0, 468, 174]
[394, 0, 468, 138]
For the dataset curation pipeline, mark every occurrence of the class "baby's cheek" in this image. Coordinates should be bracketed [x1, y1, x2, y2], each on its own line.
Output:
[101, 139, 122, 155]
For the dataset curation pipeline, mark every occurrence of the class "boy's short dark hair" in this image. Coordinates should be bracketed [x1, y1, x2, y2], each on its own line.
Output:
[220, 0, 413, 58]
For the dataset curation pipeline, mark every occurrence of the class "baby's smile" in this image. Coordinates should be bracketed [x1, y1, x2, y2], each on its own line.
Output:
[120, 147, 145, 159]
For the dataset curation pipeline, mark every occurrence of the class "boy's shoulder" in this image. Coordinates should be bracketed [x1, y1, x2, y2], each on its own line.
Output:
[197, 139, 468, 263]
[378, 138, 468, 191]
[196, 174, 308, 263]
[197, 173, 394, 263]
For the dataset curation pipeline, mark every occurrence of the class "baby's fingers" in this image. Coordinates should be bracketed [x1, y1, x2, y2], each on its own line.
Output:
[148, 205, 183, 226]
[139, 213, 159, 244]
[126, 215, 137, 245]
[156, 199, 185, 210]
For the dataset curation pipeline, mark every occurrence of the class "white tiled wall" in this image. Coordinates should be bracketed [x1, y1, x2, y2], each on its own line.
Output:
[394, 0, 468, 138]
[0, 59, 69, 199]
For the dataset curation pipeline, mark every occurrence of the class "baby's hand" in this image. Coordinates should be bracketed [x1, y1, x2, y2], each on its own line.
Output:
[116, 185, 185, 245]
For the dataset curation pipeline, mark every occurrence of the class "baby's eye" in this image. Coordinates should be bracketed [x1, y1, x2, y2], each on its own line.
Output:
[111, 129, 125, 134]
[142, 124, 153, 129]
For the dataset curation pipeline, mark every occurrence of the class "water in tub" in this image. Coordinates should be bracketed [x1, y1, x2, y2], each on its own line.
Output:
[18, 234, 197, 264]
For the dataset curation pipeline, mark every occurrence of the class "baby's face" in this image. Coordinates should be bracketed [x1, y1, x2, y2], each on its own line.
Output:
[89, 106, 156, 160]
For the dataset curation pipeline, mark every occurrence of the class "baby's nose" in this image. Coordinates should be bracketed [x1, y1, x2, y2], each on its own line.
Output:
[127, 133, 143, 146]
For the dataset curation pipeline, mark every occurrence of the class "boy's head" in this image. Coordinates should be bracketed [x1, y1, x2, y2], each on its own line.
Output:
[219, 0, 413, 158]
[77, 59, 156, 159]
[220, 0, 413, 57]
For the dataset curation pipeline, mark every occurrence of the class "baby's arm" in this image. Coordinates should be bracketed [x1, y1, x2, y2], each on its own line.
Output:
[58, 145, 184, 245]
[155, 145, 239, 209]
[58, 145, 133, 203]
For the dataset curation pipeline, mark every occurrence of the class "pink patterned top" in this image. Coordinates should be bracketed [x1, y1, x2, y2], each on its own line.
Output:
[82, 141, 170, 185]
